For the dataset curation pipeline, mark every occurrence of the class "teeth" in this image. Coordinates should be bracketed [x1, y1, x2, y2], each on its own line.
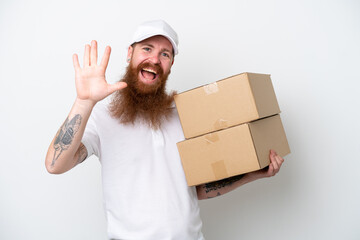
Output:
[142, 68, 157, 74]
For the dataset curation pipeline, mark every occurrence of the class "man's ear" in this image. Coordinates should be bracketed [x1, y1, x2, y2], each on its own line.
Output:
[127, 46, 133, 63]
[171, 57, 174, 65]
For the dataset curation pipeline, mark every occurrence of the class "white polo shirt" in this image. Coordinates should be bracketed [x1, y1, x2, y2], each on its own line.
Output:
[82, 98, 204, 240]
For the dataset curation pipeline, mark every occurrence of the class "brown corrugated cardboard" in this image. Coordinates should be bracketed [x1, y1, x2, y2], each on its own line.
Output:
[176, 114, 290, 186]
[174, 72, 281, 139]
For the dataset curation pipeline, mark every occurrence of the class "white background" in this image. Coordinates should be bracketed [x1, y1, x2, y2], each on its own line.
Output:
[1, 0, 359, 239]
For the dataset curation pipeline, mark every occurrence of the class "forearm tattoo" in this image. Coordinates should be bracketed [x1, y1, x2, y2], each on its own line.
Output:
[203, 174, 245, 194]
[51, 114, 82, 166]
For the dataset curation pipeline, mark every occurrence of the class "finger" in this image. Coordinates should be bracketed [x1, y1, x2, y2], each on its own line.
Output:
[270, 149, 275, 156]
[267, 163, 275, 177]
[90, 40, 98, 66]
[84, 44, 90, 67]
[100, 46, 111, 69]
[272, 156, 279, 172]
[72, 54, 80, 71]
[106, 82, 127, 95]
[269, 149, 277, 163]
[278, 154, 284, 163]
[274, 154, 284, 167]
[269, 151, 279, 172]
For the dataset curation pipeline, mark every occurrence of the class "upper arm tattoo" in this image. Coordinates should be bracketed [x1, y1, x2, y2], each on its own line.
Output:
[51, 114, 82, 166]
[203, 174, 245, 194]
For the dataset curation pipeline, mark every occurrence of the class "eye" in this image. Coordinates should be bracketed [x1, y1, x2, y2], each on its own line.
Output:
[143, 47, 151, 52]
[161, 52, 170, 58]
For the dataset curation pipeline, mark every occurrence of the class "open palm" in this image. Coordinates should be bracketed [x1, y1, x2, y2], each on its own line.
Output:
[72, 40, 127, 104]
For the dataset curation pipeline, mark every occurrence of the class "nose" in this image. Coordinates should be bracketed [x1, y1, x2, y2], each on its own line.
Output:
[148, 53, 160, 64]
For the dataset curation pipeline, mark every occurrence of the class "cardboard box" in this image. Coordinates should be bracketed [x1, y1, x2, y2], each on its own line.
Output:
[174, 72, 281, 139]
[177, 114, 290, 186]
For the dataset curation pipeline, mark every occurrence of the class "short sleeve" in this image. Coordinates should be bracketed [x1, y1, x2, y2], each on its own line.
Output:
[82, 111, 100, 158]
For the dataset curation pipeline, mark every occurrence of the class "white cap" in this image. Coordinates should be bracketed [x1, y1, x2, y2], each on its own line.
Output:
[130, 20, 179, 55]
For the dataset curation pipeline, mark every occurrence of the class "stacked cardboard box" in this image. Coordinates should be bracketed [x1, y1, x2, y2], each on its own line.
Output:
[174, 72, 290, 186]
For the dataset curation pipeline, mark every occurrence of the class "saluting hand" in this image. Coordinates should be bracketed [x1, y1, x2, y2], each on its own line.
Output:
[72, 40, 127, 105]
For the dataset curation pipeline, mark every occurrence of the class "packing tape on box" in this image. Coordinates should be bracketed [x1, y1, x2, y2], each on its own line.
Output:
[203, 82, 218, 95]
[204, 133, 219, 144]
[211, 160, 228, 180]
[214, 119, 228, 130]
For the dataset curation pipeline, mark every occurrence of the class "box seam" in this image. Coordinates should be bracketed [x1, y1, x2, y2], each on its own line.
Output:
[248, 124, 261, 169]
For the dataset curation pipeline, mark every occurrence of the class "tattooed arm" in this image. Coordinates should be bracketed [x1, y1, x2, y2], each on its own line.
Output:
[45, 40, 127, 174]
[196, 174, 247, 199]
[196, 150, 285, 199]
[45, 99, 95, 174]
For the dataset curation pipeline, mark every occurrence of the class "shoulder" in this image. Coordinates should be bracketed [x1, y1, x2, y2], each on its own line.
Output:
[162, 102, 184, 136]
[88, 96, 115, 126]
[92, 96, 112, 114]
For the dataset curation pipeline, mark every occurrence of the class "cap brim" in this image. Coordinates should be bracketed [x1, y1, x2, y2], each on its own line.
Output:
[130, 32, 178, 55]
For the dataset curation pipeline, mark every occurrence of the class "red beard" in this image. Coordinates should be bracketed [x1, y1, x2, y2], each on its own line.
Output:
[109, 62, 176, 129]
[131, 61, 165, 94]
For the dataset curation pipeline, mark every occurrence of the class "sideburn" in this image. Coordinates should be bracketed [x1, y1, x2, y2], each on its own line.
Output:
[109, 64, 176, 129]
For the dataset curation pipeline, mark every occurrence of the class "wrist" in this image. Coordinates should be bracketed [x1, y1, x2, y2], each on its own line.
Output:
[75, 97, 96, 110]
[242, 171, 262, 183]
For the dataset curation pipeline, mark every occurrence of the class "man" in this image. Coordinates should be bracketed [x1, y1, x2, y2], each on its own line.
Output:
[45, 20, 284, 240]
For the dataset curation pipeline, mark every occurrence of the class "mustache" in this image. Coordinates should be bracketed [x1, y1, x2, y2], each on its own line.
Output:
[123, 60, 169, 95]
[136, 61, 164, 77]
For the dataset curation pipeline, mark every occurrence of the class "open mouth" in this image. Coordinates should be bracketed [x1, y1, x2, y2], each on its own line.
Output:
[140, 68, 159, 84]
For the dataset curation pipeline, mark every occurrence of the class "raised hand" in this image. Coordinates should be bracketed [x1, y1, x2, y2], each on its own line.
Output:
[72, 40, 127, 105]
